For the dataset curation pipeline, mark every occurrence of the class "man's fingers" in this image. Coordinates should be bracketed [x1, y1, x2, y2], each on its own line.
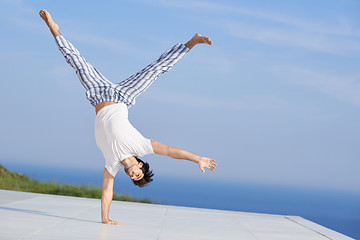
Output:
[199, 157, 217, 173]
[208, 161, 217, 169]
[206, 165, 216, 171]
[210, 160, 217, 166]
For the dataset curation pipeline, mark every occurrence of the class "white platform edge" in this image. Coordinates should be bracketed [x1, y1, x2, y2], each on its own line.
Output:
[0, 189, 355, 240]
[285, 216, 354, 240]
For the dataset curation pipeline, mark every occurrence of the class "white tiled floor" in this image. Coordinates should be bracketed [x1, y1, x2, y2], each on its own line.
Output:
[0, 189, 354, 240]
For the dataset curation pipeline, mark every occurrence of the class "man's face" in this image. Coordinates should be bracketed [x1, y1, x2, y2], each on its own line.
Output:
[125, 162, 144, 181]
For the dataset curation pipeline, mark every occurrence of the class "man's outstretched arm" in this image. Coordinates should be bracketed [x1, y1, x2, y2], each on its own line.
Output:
[151, 140, 217, 173]
[101, 168, 121, 225]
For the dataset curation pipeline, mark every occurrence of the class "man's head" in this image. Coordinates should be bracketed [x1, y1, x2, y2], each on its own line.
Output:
[124, 157, 154, 187]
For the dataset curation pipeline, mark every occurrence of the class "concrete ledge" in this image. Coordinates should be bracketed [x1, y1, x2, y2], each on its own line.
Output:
[0, 189, 354, 240]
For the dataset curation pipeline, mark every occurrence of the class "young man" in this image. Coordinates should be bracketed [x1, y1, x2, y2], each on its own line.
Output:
[39, 9, 217, 225]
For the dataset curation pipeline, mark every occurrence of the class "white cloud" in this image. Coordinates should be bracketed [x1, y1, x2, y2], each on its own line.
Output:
[0, 0, 36, 14]
[50, 65, 79, 87]
[0, 0, 42, 31]
[271, 65, 360, 106]
[145, 0, 360, 55]
[143, 87, 336, 120]
[150, 0, 360, 36]
[0, 0, 149, 58]
[218, 20, 360, 55]
[65, 31, 149, 56]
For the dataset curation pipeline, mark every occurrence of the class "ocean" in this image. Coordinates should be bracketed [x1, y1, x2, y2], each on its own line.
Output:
[2, 162, 359, 239]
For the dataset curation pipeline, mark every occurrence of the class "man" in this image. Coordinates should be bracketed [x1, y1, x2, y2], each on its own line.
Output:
[39, 9, 217, 225]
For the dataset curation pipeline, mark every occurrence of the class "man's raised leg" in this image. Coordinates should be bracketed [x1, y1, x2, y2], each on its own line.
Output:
[39, 9, 114, 108]
[115, 33, 212, 107]
[39, 9, 61, 38]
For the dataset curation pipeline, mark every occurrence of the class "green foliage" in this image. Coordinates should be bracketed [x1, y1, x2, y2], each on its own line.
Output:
[0, 164, 152, 204]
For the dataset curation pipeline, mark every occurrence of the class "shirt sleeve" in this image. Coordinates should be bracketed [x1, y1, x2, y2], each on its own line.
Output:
[136, 138, 154, 157]
[105, 161, 122, 177]
[145, 138, 154, 154]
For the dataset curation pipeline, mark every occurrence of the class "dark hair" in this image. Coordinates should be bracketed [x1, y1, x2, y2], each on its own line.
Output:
[132, 157, 154, 188]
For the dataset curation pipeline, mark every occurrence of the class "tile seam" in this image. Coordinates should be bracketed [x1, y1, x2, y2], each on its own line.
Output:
[284, 216, 334, 240]
[156, 207, 168, 240]
[19, 205, 98, 240]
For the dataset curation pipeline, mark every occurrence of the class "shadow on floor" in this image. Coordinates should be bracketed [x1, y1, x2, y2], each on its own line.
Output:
[0, 206, 99, 224]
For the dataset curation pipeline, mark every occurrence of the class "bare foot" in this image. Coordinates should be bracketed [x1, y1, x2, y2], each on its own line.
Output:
[192, 33, 213, 45]
[39, 9, 60, 38]
[185, 33, 212, 50]
[102, 219, 121, 225]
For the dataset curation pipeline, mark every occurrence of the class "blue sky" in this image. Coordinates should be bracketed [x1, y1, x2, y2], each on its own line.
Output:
[0, 0, 359, 192]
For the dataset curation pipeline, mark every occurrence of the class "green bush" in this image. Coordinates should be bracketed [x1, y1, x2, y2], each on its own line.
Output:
[0, 164, 152, 204]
